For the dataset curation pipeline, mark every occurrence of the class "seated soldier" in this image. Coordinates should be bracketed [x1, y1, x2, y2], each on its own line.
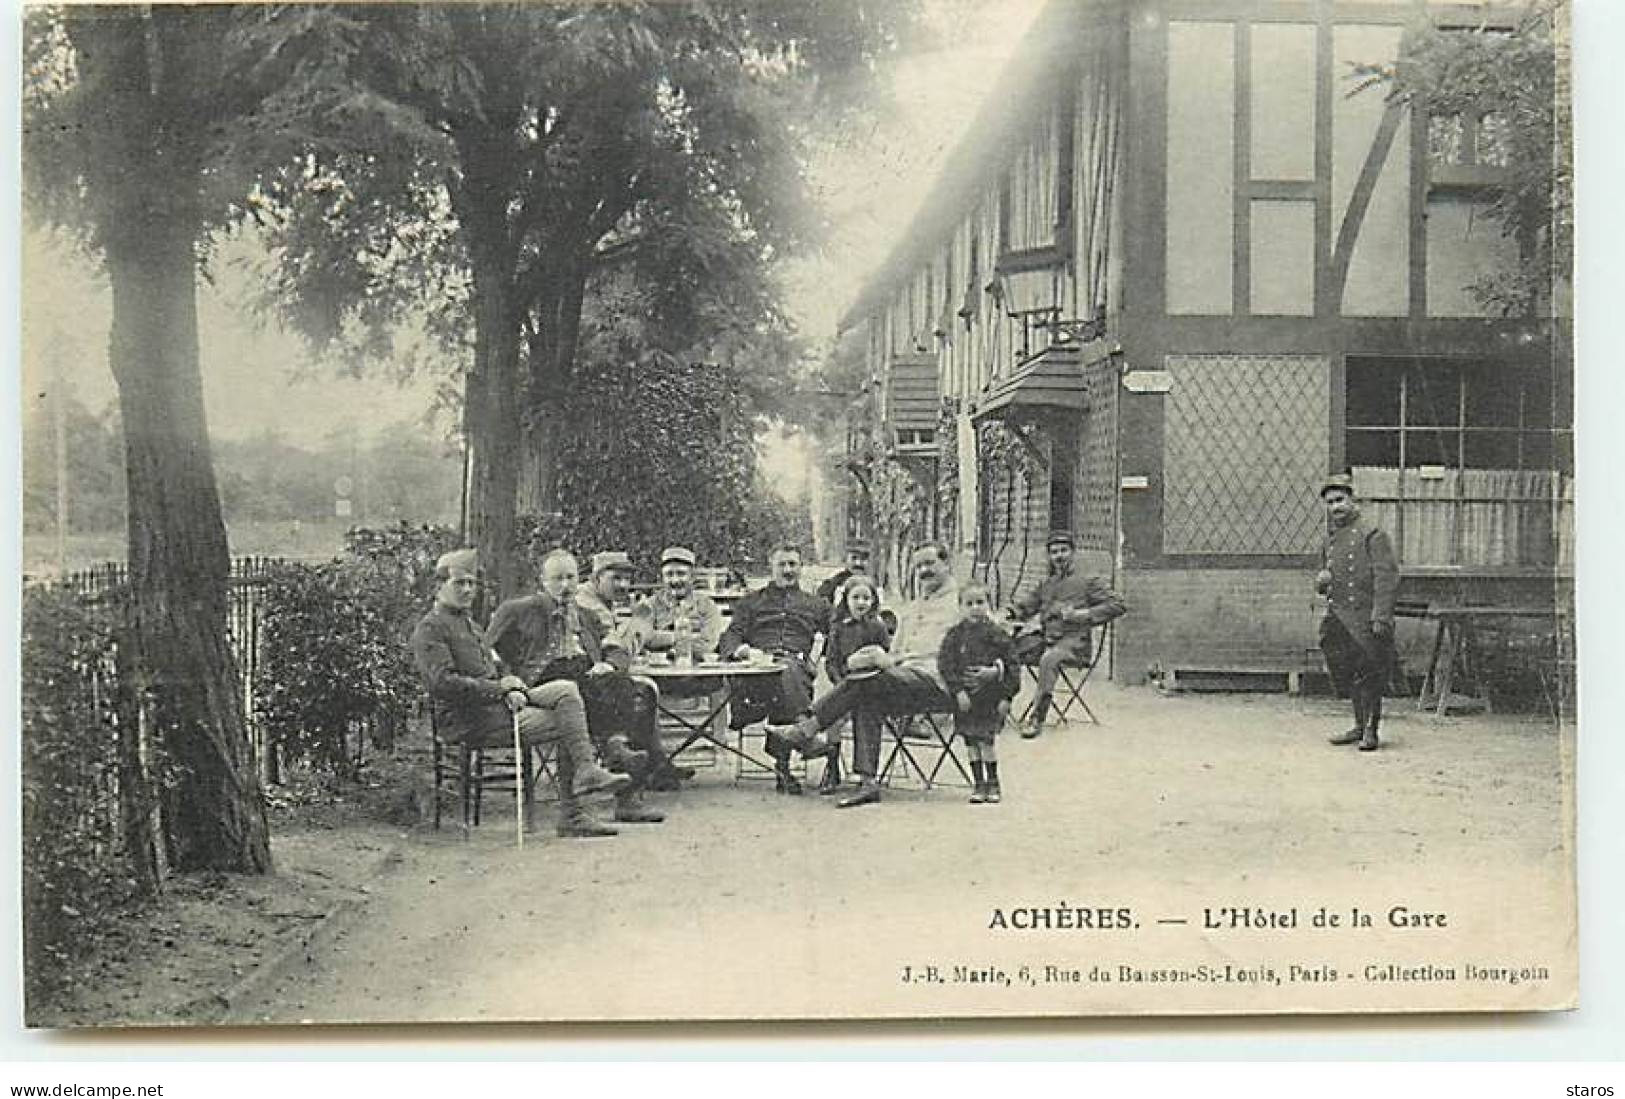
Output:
[575, 549, 694, 790]
[1005, 530, 1125, 738]
[409, 549, 630, 831]
[815, 538, 872, 605]
[717, 543, 837, 794]
[641, 546, 725, 660]
[487, 549, 668, 834]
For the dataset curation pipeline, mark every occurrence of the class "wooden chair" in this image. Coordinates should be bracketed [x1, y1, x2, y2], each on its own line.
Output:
[427, 704, 537, 832]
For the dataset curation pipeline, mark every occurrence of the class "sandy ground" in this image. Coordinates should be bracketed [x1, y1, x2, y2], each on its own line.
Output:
[30, 823, 406, 1028]
[211, 684, 1574, 1025]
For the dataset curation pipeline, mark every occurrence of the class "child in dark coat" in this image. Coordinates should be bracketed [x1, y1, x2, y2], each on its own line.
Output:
[937, 582, 1021, 803]
[820, 577, 891, 794]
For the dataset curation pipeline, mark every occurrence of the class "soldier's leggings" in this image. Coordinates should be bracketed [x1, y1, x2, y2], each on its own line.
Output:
[1319, 616, 1392, 730]
[1033, 633, 1092, 699]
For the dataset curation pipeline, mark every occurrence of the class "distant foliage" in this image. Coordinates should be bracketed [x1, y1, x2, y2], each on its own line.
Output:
[21, 586, 142, 1003]
[21, 391, 127, 535]
[254, 524, 456, 774]
[341, 523, 461, 632]
[543, 353, 814, 578]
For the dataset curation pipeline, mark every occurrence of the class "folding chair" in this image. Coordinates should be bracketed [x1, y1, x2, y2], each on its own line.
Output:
[1017, 621, 1111, 726]
[428, 705, 537, 832]
[878, 710, 972, 790]
[726, 678, 809, 784]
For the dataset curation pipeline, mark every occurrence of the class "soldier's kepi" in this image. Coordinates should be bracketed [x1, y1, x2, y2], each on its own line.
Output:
[1315, 474, 1399, 752]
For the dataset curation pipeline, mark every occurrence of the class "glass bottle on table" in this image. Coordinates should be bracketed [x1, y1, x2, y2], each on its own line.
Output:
[673, 611, 694, 666]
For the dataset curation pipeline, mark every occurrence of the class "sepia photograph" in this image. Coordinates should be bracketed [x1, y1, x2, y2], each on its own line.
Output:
[15, 0, 1577, 1028]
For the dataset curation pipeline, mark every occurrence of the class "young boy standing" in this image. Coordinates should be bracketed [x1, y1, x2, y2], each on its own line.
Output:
[937, 583, 1021, 803]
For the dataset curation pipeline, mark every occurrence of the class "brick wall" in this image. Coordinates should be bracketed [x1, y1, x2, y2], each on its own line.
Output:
[1106, 567, 1576, 685]
[1112, 567, 1323, 683]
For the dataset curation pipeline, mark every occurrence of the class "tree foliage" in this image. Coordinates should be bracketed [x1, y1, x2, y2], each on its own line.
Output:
[254, 2, 916, 597]
[1355, 1, 1568, 317]
[255, 524, 457, 776]
[542, 345, 812, 573]
[20, 587, 141, 1009]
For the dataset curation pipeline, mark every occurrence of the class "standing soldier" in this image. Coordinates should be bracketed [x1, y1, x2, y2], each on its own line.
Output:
[1316, 474, 1399, 752]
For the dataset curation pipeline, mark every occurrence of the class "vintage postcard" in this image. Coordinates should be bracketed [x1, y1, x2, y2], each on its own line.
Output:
[17, 0, 1575, 1026]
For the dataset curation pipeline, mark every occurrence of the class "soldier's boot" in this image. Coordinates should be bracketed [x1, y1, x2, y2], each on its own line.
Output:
[817, 752, 843, 796]
[766, 732, 802, 795]
[556, 797, 618, 838]
[558, 728, 634, 799]
[968, 760, 988, 804]
[648, 755, 698, 791]
[569, 761, 632, 799]
[613, 789, 665, 824]
[1331, 693, 1368, 745]
[983, 762, 1002, 804]
[769, 716, 835, 760]
[836, 776, 881, 809]
[601, 736, 651, 776]
[1359, 693, 1382, 752]
[1022, 695, 1051, 739]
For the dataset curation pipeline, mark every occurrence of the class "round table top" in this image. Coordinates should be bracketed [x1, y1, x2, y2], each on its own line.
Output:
[630, 659, 784, 678]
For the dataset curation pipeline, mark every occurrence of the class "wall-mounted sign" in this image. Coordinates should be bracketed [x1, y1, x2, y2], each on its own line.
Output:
[1120, 475, 1151, 490]
[1418, 464, 1448, 480]
[1122, 370, 1174, 393]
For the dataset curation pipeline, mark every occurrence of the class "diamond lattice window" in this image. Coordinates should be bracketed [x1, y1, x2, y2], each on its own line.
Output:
[1164, 354, 1329, 554]
[1075, 355, 1119, 553]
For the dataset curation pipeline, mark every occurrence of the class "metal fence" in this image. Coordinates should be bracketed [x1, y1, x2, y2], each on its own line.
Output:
[35, 556, 287, 781]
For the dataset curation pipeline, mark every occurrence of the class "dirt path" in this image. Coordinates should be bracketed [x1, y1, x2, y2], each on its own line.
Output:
[230, 687, 1572, 1024]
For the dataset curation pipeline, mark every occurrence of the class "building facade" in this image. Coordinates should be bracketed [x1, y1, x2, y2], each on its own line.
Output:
[840, 0, 1571, 685]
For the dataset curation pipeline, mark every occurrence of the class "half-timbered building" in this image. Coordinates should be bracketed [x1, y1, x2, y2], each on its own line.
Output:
[838, 0, 1571, 687]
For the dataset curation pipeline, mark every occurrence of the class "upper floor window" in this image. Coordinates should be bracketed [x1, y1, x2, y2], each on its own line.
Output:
[1428, 109, 1512, 188]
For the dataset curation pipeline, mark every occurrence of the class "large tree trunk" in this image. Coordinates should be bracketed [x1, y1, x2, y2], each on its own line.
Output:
[83, 15, 270, 874]
[465, 274, 525, 602]
[106, 215, 271, 874]
[518, 257, 589, 518]
[453, 137, 527, 603]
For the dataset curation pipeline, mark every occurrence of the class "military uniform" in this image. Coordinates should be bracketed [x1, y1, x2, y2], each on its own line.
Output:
[1318, 507, 1399, 746]
[410, 602, 593, 752]
[643, 588, 724, 655]
[487, 590, 668, 825]
[1009, 540, 1126, 731]
[717, 582, 832, 788]
[719, 583, 830, 719]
